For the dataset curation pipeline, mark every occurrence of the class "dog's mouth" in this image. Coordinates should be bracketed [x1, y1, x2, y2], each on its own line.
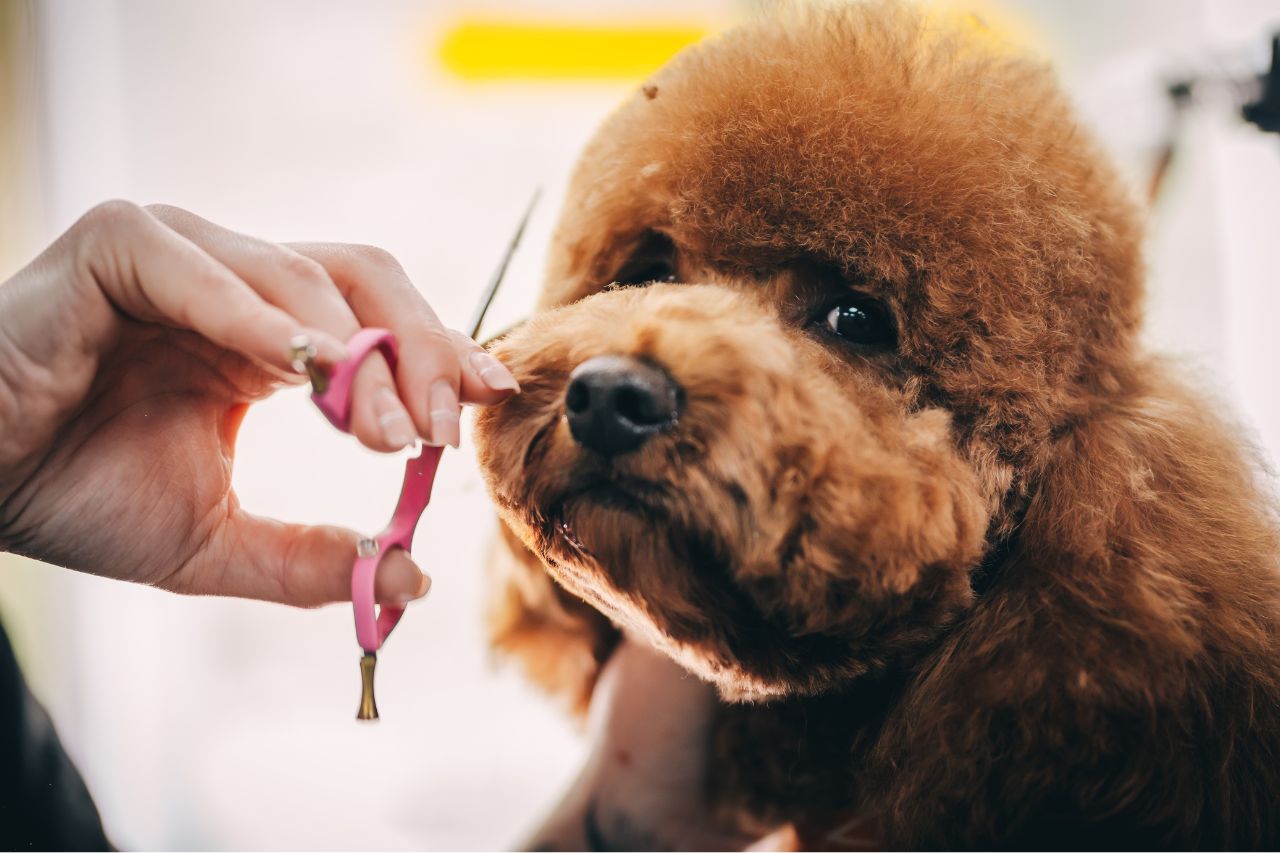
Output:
[570, 475, 672, 516]
[502, 397, 735, 630]
[520, 471, 700, 634]
[541, 474, 674, 562]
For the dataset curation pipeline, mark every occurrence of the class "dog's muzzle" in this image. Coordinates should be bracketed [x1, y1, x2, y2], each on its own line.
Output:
[565, 355, 683, 456]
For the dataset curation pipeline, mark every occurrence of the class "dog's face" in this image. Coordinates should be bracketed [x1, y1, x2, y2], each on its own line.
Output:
[475, 5, 1143, 699]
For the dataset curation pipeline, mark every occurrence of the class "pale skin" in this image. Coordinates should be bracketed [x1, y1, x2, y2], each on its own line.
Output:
[0, 200, 519, 606]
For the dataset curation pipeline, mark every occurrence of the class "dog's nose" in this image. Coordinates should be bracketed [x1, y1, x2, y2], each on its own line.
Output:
[565, 355, 682, 456]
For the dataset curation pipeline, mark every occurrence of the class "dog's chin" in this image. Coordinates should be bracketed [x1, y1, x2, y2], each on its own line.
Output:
[534, 476, 684, 596]
[512, 484, 665, 637]
[507, 469, 851, 700]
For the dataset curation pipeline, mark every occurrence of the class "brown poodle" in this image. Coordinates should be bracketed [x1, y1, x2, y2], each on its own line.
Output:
[472, 3, 1280, 848]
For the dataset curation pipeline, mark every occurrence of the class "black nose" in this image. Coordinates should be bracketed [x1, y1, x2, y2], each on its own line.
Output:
[565, 355, 682, 456]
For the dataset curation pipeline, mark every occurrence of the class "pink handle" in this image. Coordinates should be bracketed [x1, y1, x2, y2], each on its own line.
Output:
[312, 328, 399, 432]
[311, 327, 443, 653]
[351, 445, 442, 651]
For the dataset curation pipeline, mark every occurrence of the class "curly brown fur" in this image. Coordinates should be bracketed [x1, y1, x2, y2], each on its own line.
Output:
[487, 522, 619, 714]
[474, 2, 1280, 847]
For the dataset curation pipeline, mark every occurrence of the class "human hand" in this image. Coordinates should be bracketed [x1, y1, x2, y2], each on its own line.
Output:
[0, 201, 519, 606]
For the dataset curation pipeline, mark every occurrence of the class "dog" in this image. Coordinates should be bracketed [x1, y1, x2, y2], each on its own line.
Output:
[472, 3, 1280, 848]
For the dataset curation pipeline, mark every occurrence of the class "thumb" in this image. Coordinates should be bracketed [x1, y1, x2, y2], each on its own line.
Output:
[180, 508, 431, 608]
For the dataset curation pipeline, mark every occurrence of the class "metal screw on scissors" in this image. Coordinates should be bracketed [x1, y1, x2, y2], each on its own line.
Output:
[288, 337, 329, 393]
[292, 190, 539, 721]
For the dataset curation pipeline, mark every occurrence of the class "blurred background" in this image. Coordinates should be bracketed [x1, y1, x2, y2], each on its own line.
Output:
[0, 0, 1278, 848]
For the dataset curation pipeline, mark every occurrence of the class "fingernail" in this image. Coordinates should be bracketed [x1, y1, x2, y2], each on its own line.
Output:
[468, 351, 520, 394]
[373, 387, 415, 450]
[399, 573, 432, 605]
[427, 380, 461, 448]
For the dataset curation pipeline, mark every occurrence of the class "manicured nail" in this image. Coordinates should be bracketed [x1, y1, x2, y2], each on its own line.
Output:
[426, 380, 461, 448]
[399, 573, 432, 605]
[468, 351, 520, 394]
[373, 387, 415, 450]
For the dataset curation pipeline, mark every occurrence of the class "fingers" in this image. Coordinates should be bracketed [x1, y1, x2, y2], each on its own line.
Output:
[448, 328, 522, 405]
[180, 510, 432, 608]
[77, 200, 348, 378]
[289, 243, 463, 446]
[145, 205, 415, 453]
[80, 201, 521, 451]
[289, 243, 520, 447]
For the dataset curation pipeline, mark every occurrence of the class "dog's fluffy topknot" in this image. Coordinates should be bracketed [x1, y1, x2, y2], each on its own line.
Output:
[548, 2, 1145, 502]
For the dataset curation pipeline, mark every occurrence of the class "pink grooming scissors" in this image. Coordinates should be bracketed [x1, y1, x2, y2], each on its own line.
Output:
[289, 191, 538, 721]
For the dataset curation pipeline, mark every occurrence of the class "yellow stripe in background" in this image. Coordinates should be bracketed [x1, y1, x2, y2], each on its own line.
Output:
[923, 0, 1046, 59]
[438, 20, 712, 82]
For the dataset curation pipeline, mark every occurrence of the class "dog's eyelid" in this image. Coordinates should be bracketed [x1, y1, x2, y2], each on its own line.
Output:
[814, 287, 888, 309]
[785, 255, 879, 294]
[611, 228, 679, 287]
[630, 229, 676, 259]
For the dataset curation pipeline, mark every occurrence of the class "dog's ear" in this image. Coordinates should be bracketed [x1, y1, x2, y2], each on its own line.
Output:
[487, 522, 621, 715]
[864, 368, 1280, 846]
[1021, 370, 1279, 649]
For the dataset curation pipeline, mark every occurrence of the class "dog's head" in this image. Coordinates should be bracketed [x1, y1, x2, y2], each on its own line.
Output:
[475, 4, 1143, 700]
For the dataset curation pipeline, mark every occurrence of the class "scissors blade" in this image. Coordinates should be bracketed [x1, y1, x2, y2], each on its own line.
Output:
[468, 188, 542, 340]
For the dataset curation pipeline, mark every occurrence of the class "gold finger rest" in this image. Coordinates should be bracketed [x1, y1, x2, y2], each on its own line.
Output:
[357, 652, 379, 721]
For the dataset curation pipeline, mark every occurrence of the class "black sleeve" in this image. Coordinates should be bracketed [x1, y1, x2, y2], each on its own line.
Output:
[0, 620, 112, 851]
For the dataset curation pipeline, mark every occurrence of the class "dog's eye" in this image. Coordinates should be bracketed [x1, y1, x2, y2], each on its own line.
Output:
[613, 231, 678, 286]
[821, 296, 896, 348]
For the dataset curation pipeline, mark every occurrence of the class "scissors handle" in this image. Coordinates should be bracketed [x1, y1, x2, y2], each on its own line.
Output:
[312, 328, 399, 432]
[351, 444, 442, 651]
[308, 327, 441, 654]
